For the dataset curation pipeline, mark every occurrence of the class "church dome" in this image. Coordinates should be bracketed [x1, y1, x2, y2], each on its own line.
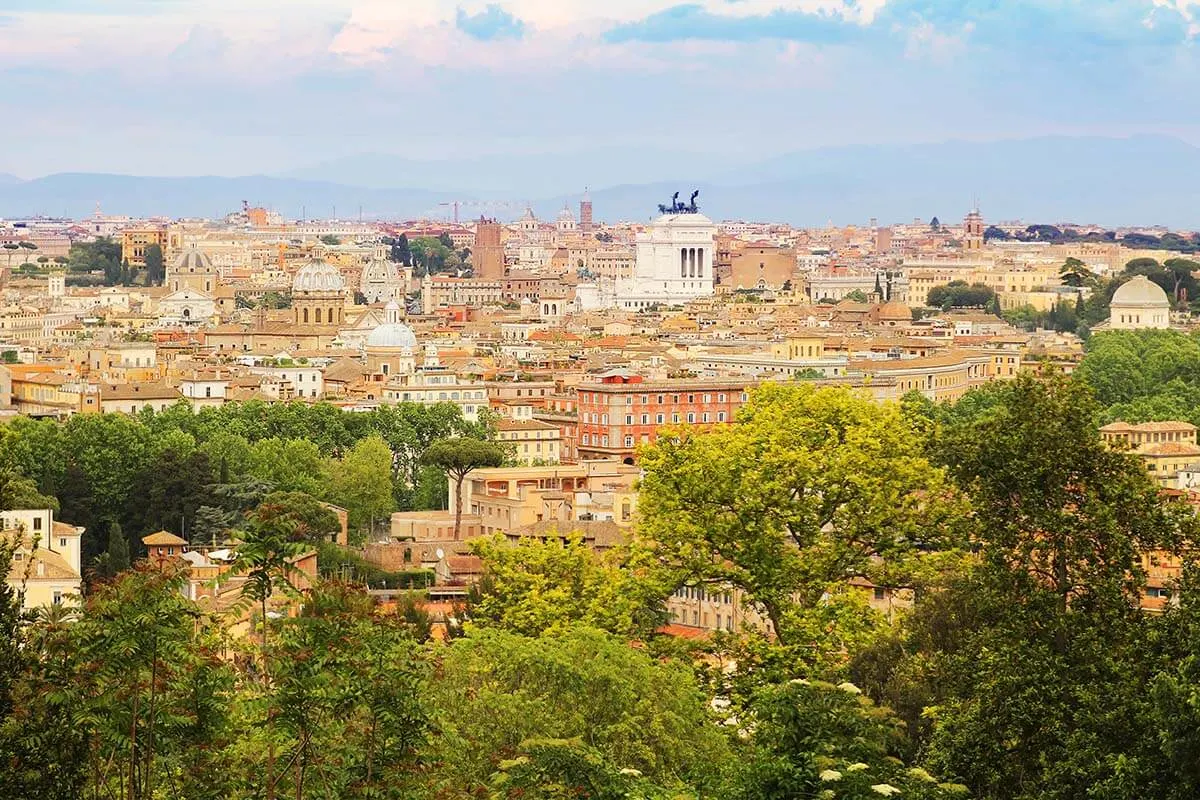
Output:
[366, 301, 417, 350]
[293, 256, 345, 293]
[877, 300, 911, 321]
[366, 323, 417, 350]
[174, 245, 214, 273]
[1112, 275, 1170, 307]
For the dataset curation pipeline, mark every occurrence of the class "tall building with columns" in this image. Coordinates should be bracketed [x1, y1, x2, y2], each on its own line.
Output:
[614, 198, 717, 310]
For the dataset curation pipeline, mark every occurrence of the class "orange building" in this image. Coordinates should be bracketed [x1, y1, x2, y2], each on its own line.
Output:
[473, 218, 505, 280]
[576, 371, 751, 463]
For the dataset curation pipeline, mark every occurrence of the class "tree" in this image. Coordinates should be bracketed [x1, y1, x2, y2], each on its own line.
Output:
[926, 281, 995, 310]
[190, 504, 235, 547]
[259, 491, 340, 544]
[1164, 257, 1200, 301]
[941, 373, 1194, 609]
[325, 435, 394, 540]
[731, 679, 967, 800]
[427, 627, 731, 795]
[389, 233, 413, 266]
[71, 563, 233, 800]
[143, 244, 165, 286]
[873, 373, 1200, 800]
[319, 234, 341, 245]
[1059, 256, 1095, 288]
[421, 438, 505, 538]
[97, 521, 131, 579]
[258, 583, 428, 800]
[468, 534, 670, 638]
[638, 383, 966, 659]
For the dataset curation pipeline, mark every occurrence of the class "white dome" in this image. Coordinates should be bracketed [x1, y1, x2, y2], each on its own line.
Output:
[361, 257, 399, 284]
[293, 257, 345, 293]
[1112, 275, 1170, 307]
[366, 322, 417, 350]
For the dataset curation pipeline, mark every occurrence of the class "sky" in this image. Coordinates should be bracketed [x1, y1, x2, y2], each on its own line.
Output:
[2, 0, 1200, 179]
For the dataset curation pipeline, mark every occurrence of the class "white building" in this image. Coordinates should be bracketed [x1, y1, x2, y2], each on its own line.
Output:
[1108, 275, 1171, 330]
[615, 206, 717, 310]
[156, 288, 216, 327]
[381, 345, 487, 422]
[359, 244, 408, 305]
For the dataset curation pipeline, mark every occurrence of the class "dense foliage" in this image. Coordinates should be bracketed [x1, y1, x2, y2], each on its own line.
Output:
[0, 399, 488, 568]
[5, 375, 1200, 798]
[1077, 329, 1200, 426]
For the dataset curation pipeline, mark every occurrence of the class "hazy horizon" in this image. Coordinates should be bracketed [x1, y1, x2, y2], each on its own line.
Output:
[3, 2, 1200, 179]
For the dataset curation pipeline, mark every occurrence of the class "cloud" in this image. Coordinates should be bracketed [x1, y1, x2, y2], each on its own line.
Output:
[604, 3, 867, 43]
[456, 4, 528, 40]
[3, 0, 1200, 179]
[169, 24, 231, 62]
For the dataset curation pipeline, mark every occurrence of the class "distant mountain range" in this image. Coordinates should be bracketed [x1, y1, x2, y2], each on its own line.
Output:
[1, 135, 1198, 227]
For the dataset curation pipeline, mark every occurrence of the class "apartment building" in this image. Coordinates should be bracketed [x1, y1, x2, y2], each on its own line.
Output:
[575, 371, 752, 463]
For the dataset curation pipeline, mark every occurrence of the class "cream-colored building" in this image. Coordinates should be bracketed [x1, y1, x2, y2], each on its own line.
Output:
[495, 417, 562, 465]
[449, 461, 640, 538]
[1101, 420, 1199, 488]
[2, 509, 84, 611]
[1107, 275, 1171, 329]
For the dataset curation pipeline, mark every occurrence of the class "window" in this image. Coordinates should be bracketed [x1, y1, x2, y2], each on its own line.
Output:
[624, 435, 633, 447]
[582, 433, 590, 445]
[873, 587, 886, 601]
[656, 414, 665, 424]
[702, 413, 710, 423]
[59, 537, 67, 548]
[33, 518, 42, 531]
[601, 414, 608, 425]
[703, 393, 712, 403]
[718, 393, 726, 402]
[672, 413, 680, 423]
[641, 414, 649, 424]
[53, 591, 62, 606]
[601, 435, 609, 446]
[687, 412, 696, 423]
[625, 415, 634, 425]
[718, 412, 726, 422]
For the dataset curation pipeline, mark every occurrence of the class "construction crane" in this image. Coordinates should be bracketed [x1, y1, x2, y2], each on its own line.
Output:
[426, 199, 525, 224]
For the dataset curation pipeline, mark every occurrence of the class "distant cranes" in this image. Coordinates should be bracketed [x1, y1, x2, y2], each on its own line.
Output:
[426, 199, 525, 224]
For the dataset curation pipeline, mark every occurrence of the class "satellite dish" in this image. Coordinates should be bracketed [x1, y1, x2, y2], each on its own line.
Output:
[435, 548, 445, 560]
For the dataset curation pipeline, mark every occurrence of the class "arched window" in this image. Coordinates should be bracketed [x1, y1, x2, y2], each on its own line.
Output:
[303, 308, 309, 323]
[314, 308, 322, 323]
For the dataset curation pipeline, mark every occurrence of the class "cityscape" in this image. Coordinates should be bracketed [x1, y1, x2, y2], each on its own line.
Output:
[4, 2, 1200, 799]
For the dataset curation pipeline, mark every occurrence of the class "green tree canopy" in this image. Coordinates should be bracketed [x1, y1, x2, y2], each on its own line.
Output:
[638, 383, 966, 661]
[421, 438, 505, 538]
